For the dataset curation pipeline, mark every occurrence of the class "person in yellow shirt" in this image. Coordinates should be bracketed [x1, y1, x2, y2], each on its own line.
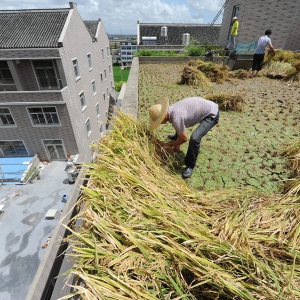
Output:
[225, 16, 239, 50]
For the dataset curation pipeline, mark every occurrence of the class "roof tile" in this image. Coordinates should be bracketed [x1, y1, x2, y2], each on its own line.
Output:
[0, 10, 69, 49]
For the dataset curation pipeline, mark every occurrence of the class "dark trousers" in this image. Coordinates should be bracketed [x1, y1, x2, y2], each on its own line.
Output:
[252, 53, 265, 71]
[184, 112, 219, 168]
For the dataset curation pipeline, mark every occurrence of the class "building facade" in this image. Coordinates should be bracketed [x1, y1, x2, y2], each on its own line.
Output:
[0, 3, 114, 163]
[219, 0, 300, 51]
[120, 42, 138, 66]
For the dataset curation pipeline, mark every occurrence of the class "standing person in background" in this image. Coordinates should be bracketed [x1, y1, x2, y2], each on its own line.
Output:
[225, 16, 239, 50]
[251, 29, 275, 78]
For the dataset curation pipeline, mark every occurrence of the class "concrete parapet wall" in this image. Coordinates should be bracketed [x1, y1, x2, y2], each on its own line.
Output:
[117, 82, 126, 103]
[120, 57, 139, 119]
[138, 56, 225, 65]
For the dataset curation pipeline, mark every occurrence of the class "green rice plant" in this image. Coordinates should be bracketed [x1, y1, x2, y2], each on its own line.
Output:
[61, 112, 300, 300]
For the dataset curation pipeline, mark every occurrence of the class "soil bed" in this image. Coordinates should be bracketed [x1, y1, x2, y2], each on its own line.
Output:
[138, 63, 300, 192]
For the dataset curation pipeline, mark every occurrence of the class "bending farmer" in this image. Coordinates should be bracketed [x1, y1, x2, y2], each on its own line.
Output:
[149, 97, 219, 179]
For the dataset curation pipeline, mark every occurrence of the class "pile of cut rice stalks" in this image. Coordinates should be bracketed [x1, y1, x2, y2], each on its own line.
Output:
[262, 50, 300, 81]
[280, 139, 300, 195]
[61, 112, 300, 300]
[205, 93, 244, 112]
[180, 60, 229, 88]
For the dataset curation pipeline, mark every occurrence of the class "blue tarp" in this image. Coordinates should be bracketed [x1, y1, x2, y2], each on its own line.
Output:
[0, 156, 34, 184]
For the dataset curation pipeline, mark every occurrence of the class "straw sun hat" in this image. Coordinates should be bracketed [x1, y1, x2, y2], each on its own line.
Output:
[148, 96, 169, 131]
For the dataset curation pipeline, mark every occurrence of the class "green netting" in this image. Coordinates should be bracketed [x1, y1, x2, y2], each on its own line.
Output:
[229, 40, 258, 56]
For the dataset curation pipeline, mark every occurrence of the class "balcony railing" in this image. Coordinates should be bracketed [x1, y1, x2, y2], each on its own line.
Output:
[0, 86, 70, 105]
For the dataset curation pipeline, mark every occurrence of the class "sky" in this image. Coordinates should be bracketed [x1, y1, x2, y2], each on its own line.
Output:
[0, 0, 225, 35]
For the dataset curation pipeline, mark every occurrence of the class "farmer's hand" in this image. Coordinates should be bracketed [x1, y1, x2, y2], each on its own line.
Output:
[173, 145, 181, 152]
[162, 143, 172, 149]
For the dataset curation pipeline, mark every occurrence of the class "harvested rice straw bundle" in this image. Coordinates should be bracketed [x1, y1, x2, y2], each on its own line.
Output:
[228, 69, 250, 80]
[180, 66, 211, 88]
[265, 49, 295, 64]
[262, 61, 293, 79]
[205, 93, 244, 112]
[61, 112, 300, 300]
[285, 60, 300, 83]
[280, 139, 300, 195]
[188, 59, 229, 83]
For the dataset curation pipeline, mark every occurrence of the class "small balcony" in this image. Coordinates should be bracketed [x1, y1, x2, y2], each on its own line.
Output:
[0, 59, 67, 93]
[0, 86, 70, 105]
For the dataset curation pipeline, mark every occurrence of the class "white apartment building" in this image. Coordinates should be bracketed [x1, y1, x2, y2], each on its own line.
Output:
[0, 2, 115, 163]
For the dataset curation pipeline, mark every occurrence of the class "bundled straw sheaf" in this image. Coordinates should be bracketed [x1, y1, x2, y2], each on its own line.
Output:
[262, 50, 300, 81]
[61, 112, 300, 300]
[180, 66, 211, 88]
[280, 139, 300, 195]
[188, 59, 229, 84]
[205, 93, 244, 112]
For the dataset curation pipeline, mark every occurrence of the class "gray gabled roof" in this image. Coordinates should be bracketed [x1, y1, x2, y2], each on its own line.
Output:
[84, 20, 99, 41]
[0, 9, 70, 49]
[139, 23, 221, 45]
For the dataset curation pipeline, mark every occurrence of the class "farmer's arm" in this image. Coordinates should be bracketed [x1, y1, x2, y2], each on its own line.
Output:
[163, 131, 189, 149]
[268, 41, 275, 53]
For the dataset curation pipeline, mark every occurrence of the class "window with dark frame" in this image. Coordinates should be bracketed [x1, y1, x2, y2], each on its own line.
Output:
[0, 61, 14, 84]
[92, 80, 96, 94]
[0, 140, 28, 156]
[28, 107, 59, 125]
[33, 60, 59, 90]
[85, 119, 91, 135]
[80, 92, 86, 108]
[87, 53, 93, 69]
[96, 103, 100, 117]
[72, 59, 80, 78]
[0, 108, 15, 126]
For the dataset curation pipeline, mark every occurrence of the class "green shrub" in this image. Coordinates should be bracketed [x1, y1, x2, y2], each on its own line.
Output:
[114, 81, 125, 92]
[135, 49, 154, 56]
[184, 45, 206, 56]
[135, 50, 177, 57]
[113, 61, 122, 66]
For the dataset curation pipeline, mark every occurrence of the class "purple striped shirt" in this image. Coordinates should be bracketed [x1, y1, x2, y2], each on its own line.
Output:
[168, 97, 218, 134]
